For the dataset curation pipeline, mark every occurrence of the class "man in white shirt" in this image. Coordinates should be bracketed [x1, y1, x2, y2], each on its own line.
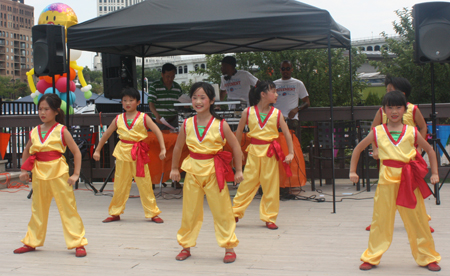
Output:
[274, 60, 310, 135]
[220, 56, 259, 108]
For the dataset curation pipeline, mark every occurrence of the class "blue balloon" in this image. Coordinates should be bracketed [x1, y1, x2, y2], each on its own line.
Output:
[44, 87, 60, 97]
[60, 91, 76, 104]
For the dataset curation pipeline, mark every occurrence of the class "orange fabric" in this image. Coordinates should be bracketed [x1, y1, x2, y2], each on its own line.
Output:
[0, 132, 11, 159]
[144, 130, 306, 187]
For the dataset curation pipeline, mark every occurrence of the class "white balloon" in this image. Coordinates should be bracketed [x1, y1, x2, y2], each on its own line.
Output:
[70, 49, 82, 61]
[30, 91, 39, 98]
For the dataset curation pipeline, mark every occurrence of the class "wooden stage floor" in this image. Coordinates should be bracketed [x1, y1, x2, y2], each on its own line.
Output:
[1, 180, 449, 275]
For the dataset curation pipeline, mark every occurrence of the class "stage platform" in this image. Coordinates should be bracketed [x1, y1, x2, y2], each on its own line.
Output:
[1, 180, 449, 275]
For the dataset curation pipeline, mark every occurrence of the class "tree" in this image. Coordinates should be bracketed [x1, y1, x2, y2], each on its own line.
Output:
[0, 77, 28, 100]
[82, 66, 103, 94]
[370, 8, 450, 104]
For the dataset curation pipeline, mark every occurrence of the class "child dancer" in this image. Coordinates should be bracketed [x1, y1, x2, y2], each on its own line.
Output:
[93, 87, 166, 223]
[366, 75, 432, 232]
[350, 91, 441, 271]
[15, 94, 88, 257]
[232, 81, 294, 230]
[170, 82, 243, 263]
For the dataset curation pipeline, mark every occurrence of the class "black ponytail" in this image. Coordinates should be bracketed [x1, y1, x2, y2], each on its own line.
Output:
[189, 82, 222, 120]
[38, 93, 65, 124]
[249, 80, 276, 106]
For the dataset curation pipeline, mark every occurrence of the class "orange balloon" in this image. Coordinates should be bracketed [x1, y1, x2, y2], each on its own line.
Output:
[62, 68, 76, 81]
[41, 75, 61, 83]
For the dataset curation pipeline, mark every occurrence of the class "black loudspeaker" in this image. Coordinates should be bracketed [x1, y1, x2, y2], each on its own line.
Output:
[32, 25, 66, 76]
[102, 53, 137, 99]
[413, 2, 450, 63]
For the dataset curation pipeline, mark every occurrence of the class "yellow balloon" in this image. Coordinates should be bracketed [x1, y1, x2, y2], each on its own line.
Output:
[38, 3, 78, 40]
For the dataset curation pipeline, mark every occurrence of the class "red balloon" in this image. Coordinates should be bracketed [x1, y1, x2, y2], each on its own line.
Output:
[36, 79, 52, 93]
[69, 80, 76, 92]
[55, 77, 68, 92]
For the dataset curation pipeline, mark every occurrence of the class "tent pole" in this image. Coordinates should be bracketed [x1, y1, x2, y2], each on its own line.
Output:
[66, 45, 71, 129]
[141, 46, 145, 111]
[349, 42, 354, 122]
[328, 33, 336, 214]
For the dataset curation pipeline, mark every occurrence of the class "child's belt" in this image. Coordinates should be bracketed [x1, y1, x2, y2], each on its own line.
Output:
[121, 140, 151, 177]
[22, 151, 62, 171]
[250, 138, 292, 177]
[189, 151, 234, 192]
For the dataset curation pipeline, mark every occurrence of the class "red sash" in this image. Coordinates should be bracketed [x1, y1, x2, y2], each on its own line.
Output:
[121, 139, 151, 177]
[21, 151, 62, 171]
[189, 151, 234, 192]
[382, 150, 432, 209]
[250, 138, 292, 177]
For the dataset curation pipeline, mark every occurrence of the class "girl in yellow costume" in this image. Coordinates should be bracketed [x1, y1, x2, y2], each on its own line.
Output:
[93, 87, 166, 223]
[170, 82, 243, 263]
[367, 75, 432, 232]
[16, 94, 88, 257]
[232, 81, 294, 230]
[350, 91, 441, 272]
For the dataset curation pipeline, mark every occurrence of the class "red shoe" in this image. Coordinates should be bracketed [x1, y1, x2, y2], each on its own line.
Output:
[102, 215, 120, 223]
[151, 216, 164, 223]
[359, 262, 374, 270]
[175, 249, 191, 261]
[427, 262, 441, 271]
[235, 217, 239, 223]
[266, 222, 278, 230]
[430, 226, 435, 233]
[366, 225, 371, 231]
[75, 246, 87, 258]
[13, 245, 35, 254]
[223, 252, 236, 263]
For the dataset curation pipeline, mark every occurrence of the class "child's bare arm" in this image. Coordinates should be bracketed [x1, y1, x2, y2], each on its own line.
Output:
[19, 140, 32, 181]
[64, 128, 81, 186]
[350, 131, 375, 183]
[93, 118, 117, 161]
[223, 121, 244, 183]
[416, 131, 439, 184]
[146, 115, 166, 160]
[170, 124, 186, 182]
[279, 116, 294, 163]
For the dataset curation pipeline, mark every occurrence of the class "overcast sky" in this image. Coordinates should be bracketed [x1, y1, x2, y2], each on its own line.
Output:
[25, 0, 449, 68]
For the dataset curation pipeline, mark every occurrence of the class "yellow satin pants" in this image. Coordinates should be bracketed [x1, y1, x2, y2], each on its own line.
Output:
[109, 159, 161, 218]
[22, 174, 88, 249]
[361, 184, 441, 266]
[177, 173, 238, 249]
[232, 153, 279, 223]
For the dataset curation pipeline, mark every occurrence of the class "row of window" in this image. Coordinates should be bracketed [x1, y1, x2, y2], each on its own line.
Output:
[177, 64, 206, 74]
[0, 32, 30, 41]
[99, 6, 126, 12]
[99, 0, 143, 4]
[359, 45, 388, 51]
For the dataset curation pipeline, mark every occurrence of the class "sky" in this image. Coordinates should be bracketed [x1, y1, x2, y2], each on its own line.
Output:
[24, 0, 450, 68]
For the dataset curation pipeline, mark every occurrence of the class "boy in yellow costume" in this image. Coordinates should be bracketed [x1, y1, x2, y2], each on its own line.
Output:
[350, 91, 441, 272]
[232, 81, 294, 230]
[171, 82, 243, 263]
[16, 94, 88, 257]
[94, 87, 166, 223]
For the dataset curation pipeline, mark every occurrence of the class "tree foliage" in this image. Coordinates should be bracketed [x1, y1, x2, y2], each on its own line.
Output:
[0, 76, 28, 100]
[370, 8, 450, 104]
[196, 48, 367, 107]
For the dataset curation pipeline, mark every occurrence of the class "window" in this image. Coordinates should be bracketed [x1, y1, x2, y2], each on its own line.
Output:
[367, 46, 373, 51]
[99, 7, 102, 11]
[184, 65, 187, 73]
[201, 64, 206, 69]
[374, 45, 380, 51]
[178, 66, 183, 74]
[359, 46, 365, 51]
[194, 64, 199, 71]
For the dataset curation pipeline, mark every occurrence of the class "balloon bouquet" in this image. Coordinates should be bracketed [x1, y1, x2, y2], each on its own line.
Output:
[26, 3, 92, 114]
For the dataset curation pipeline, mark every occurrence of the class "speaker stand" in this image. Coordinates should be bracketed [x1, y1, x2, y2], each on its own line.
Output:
[99, 164, 115, 193]
[427, 63, 450, 205]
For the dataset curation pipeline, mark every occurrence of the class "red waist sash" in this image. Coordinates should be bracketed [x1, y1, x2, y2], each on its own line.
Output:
[121, 139, 151, 177]
[22, 151, 62, 171]
[382, 150, 432, 209]
[250, 138, 292, 177]
[189, 151, 234, 192]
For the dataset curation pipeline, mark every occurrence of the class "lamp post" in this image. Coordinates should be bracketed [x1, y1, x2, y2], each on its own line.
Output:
[144, 77, 148, 93]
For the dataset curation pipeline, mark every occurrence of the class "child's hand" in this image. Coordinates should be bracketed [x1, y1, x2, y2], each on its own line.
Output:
[234, 170, 244, 184]
[159, 148, 166, 160]
[93, 151, 100, 161]
[19, 171, 29, 182]
[430, 174, 439, 184]
[349, 172, 359, 184]
[284, 153, 294, 164]
[372, 148, 379, 160]
[67, 174, 79, 186]
[170, 169, 180, 182]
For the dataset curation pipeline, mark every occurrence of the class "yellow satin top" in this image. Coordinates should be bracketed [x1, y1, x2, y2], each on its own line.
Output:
[29, 123, 68, 180]
[380, 103, 417, 126]
[113, 112, 149, 162]
[246, 106, 281, 157]
[181, 116, 226, 176]
[374, 124, 417, 185]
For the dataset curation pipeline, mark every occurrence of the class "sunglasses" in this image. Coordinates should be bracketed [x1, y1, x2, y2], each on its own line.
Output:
[281, 67, 291, 71]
